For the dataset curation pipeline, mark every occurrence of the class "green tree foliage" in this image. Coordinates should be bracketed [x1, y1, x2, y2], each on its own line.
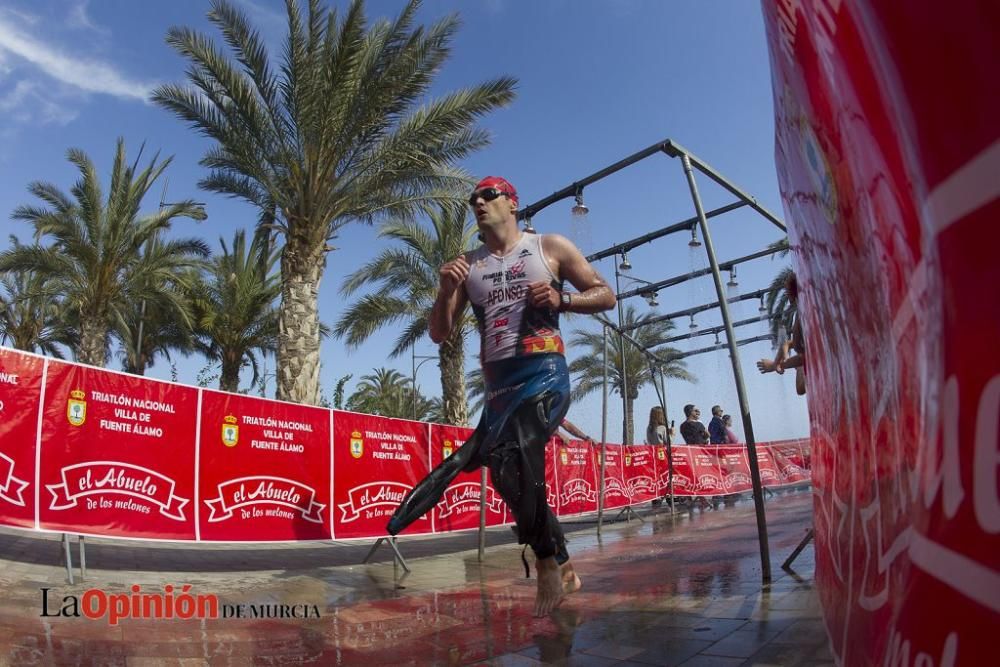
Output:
[0, 139, 207, 366]
[154, 0, 516, 404]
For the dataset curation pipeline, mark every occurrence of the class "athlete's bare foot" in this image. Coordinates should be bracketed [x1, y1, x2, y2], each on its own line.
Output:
[534, 556, 565, 617]
[561, 560, 582, 595]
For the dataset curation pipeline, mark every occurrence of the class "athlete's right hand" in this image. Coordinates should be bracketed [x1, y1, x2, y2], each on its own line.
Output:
[439, 256, 470, 295]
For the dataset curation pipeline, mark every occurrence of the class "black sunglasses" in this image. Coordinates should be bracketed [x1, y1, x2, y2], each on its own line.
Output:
[468, 188, 509, 206]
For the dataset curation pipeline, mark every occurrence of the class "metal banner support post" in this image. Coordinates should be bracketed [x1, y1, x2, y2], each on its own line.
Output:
[782, 529, 814, 571]
[613, 264, 631, 445]
[362, 537, 411, 573]
[59, 533, 85, 584]
[597, 325, 609, 536]
[660, 367, 675, 511]
[681, 153, 772, 583]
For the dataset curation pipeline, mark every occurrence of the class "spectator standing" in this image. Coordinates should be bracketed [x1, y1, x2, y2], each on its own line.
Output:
[708, 405, 726, 444]
[644, 406, 674, 446]
[679, 404, 710, 444]
[723, 414, 739, 443]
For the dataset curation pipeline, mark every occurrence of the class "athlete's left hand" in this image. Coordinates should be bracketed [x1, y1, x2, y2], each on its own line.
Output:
[528, 281, 559, 310]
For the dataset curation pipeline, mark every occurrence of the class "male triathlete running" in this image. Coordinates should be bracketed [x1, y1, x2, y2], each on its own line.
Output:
[387, 176, 616, 616]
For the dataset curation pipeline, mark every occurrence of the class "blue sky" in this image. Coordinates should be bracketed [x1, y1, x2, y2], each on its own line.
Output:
[0, 0, 808, 442]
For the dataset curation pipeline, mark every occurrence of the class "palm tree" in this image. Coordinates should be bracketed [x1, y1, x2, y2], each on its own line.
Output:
[335, 202, 475, 425]
[568, 304, 692, 444]
[190, 229, 281, 393]
[465, 367, 485, 418]
[0, 238, 69, 357]
[0, 139, 208, 366]
[114, 290, 195, 375]
[345, 367, 431, 419]
[153, 0, 517, 405]
[762, 236, 795, 342]
[764, 266, 796, 343]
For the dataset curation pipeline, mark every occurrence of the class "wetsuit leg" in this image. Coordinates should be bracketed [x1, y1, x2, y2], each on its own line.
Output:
[487, 391, 570, 564]
[386, 422, 485, 536]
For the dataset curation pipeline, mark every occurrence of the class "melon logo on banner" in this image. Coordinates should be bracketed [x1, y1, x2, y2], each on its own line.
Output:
[559, 447, 568, 465]
[442, 439, 453, 459]
[350, 430, 364, 459]
[205, 476, 326, 523]
[437, 482, 504, 518]
[339, 482, 417, 522]
[625, 454, 631, 466]
[560, 478, 597, 505]
[222, 415, 239, 447]
[657, 448, 666, 460]
[47, 462, 189, 520]
[67, 389, 86, 426]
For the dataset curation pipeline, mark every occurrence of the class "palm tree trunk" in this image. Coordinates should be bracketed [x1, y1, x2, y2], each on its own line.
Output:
[220, 356, 241, 393]
[438, 329, 468, 426]
[78, 315, 107, 367]
[276, 236, 324, 405]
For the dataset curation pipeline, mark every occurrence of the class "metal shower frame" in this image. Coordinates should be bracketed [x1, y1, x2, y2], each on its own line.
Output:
[518, 138, 787, 583]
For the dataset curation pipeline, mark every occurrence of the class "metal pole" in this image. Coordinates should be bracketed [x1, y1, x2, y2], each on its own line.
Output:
[614, 261, 630, 444]
[598, 325, 609, 536]
[478, 467, 487, 562]
[661, 367, 675, 510]
[411, 347, 417, 420]
[681, 153, 771, 583]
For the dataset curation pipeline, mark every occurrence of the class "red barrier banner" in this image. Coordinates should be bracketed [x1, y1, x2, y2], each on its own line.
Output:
[0, 349, 43, 529]
[198, 391, 331, 541]
[663, 446, 695, 496]
[597, 446, 629, 509]
[651, 444, 669, 494]
[690, 448, 724, 496]
[429, 424, 506, 532]
[769, 443, 809, 486]
[751, 447, 780, 488]
[544, 440, 559, 515]
[717, 446, 753, 495]
[763, 1, 1000, 661]
[623, 445, 658, 505]
[37, 361, 198, 540]
[553, 438, 598, 516]
[332, 411, 430, 538]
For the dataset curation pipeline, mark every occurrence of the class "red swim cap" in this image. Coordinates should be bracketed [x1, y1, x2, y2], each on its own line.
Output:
[473, 176, 518, 206]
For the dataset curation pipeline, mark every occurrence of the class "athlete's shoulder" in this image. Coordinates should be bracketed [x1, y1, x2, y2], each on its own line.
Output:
[539, 233, 578, 255]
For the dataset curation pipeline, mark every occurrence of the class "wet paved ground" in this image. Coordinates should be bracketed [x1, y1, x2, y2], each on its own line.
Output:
[0, 490, 830, 665]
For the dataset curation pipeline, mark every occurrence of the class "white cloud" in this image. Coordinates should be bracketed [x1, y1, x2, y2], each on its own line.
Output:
[0, 15, 153, 102]
[0, 80, 77, 126]
[67, 0, 108, 36]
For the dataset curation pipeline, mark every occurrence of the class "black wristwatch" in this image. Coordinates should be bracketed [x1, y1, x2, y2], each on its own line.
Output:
[559, 291, 572, 311]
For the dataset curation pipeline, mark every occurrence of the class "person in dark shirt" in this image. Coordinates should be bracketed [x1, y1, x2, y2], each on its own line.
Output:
[679, 404, 710, 444]
[708, 405, 726, 444]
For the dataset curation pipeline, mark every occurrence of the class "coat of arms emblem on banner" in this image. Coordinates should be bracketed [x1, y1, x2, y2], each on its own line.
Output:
[657, 448, 666, 460]
[67, 389, 86, 426]
[442, 440, 453, 458]
[222, 415, 239, 447]
[560, 448, 569, 465]
[350, 430, 364, 459]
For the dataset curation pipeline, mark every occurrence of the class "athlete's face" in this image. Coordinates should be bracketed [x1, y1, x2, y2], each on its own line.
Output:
[470, 187, 516, 230]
